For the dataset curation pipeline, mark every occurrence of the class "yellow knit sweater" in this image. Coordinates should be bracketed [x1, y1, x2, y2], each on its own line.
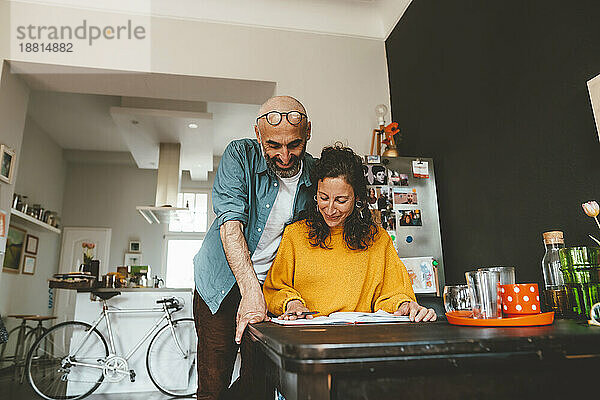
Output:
[263, 221, 416, 316]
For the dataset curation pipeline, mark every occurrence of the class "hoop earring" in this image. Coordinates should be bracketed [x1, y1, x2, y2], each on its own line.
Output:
[355, 200, 365, 219]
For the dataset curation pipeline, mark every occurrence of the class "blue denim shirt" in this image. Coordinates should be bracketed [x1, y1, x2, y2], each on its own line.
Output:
[193, 138, 316, 314]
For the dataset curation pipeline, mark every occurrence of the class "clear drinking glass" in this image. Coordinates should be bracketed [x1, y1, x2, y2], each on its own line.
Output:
[465, 270, 502, 319]
[443, 285, 472, 313]
[477, 266, 516, 285]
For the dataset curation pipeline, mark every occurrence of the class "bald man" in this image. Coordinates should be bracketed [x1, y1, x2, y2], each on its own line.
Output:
[193, 96, 316, 399]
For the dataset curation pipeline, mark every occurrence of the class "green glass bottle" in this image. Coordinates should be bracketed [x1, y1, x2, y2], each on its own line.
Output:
[558, 246, 600, 318]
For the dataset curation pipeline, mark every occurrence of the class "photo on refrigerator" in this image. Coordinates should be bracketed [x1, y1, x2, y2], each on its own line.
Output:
[380, 209, 396, 231]
[401, 256, 437, 294]
[388, 169, 409, 186]
[363, 164, 387, 185]
[367, 186, 392, 211]
[392, 187, 418, 207]
[398, 209, 422, 227]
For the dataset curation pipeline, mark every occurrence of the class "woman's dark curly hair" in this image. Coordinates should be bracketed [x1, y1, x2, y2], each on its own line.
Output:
[301, 144, 377, 250]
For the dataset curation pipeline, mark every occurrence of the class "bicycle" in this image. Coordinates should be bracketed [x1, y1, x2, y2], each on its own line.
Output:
[25, 291, 197, 399]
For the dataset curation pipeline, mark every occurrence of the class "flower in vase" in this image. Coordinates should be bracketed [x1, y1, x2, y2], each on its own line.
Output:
[82, 242, 96, 264]
[582, 201, 600, 246]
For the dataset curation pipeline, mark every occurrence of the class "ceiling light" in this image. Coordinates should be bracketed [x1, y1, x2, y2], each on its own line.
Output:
[188, 123, 199, 129]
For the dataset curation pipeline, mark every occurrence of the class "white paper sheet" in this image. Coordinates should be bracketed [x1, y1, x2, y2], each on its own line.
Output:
[270, 310, 411, 326]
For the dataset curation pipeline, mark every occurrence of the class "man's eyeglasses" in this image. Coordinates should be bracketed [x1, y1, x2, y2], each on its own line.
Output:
[256, 111, 307, 127]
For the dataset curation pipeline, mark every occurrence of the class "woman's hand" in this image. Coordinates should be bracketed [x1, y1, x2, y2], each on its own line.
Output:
[279, 300, 314, 320]
[394, 301, 437, 322]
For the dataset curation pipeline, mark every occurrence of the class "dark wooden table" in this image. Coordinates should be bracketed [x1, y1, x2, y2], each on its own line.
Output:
[246, 319, 600, 400]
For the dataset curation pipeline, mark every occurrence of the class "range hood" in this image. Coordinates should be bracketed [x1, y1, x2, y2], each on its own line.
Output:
[136, 143, 192, 224]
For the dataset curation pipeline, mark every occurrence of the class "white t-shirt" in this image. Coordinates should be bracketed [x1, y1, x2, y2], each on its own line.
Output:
[252, 165, 303, 283]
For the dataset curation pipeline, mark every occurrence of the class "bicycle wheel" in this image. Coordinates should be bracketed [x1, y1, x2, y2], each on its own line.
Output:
[19, 326, 50, 384]
[146, 318, 197, 397]
[26, 321, 108, 400]
[23, 326, 48, 361]
[0, 325, 34, 369]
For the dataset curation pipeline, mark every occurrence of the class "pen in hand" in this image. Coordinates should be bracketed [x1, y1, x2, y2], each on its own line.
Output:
[279, 311, 319, 320]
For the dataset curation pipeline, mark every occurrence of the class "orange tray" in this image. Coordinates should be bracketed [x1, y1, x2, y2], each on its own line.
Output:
[446, 310, 554, 327]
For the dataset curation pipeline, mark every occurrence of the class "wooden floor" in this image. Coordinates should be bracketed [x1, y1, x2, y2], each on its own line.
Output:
[0, 368, 190, 400]
[0, 349, 241, 399]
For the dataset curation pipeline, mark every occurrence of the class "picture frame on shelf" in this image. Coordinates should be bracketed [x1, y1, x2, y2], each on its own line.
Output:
[25, 234, 39, 255]
[2, 225, 26, 273]
[128, 240, 141, 253]
[22, 255, 36, 275]
[124, 252, 142, 266]
[0, 144, 16, 184]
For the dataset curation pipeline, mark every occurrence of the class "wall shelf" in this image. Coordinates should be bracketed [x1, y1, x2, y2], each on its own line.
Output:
[10, 208, 61, 234]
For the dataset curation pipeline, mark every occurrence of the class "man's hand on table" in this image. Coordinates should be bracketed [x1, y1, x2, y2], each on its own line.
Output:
[220, 220, 270, 344]
[394, 301, 437, 322]
[235, 284, 269, 344]
[279, 299, 314, 320]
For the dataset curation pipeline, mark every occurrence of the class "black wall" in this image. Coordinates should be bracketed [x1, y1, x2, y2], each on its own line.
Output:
[386, 1, 600, 285]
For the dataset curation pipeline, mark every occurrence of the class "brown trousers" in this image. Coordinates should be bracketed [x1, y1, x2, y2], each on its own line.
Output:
[194, 286, 261, 400]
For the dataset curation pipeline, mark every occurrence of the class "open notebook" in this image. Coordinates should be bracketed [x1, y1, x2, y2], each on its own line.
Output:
[270, 310, 411, 325]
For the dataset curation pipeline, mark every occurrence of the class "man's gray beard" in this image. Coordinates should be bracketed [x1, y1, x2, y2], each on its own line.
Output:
[265, 155, 302, 178]
[261, 142, 305, 178]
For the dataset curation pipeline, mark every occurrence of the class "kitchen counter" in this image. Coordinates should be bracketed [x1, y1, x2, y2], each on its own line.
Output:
[77, 287, 193, 292]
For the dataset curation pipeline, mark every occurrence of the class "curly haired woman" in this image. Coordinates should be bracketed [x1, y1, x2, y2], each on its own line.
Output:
[263, 145, 436, 322]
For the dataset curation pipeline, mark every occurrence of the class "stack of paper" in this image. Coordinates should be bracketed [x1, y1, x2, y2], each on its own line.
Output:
[270, 310, 411, 325]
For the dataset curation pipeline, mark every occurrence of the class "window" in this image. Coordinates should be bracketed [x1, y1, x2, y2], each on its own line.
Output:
[165, 239, 203, 288]
[169, 192, 208, 233]
[165, 191, 211, 288]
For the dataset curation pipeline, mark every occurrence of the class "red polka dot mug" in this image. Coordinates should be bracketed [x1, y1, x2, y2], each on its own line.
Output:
[500, 283, 541, 316]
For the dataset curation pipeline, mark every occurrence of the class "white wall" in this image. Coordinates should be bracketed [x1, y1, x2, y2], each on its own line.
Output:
[588, 73, 600, 141]
[208, 102, 260, 156]
[61, 162, 163, 275]
[0, 1, 392, 158]
[148, 17, 391, 157]
[0, 61, 29, 317]
[0, 117, 66, 318]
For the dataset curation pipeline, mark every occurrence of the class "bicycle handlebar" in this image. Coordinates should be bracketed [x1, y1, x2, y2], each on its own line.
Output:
[156, 297, 184, 312]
